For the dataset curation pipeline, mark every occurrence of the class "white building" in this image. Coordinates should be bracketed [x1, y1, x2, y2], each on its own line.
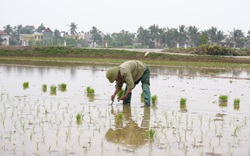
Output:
[0, 30, 10, 46]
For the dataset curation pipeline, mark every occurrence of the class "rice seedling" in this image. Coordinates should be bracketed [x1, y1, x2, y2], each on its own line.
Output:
[151, 95, 157, 104]
[50, 85, 57, 95]
[87, 86, 95, 95]
[148, 129, 156, 140]
[23, 82, 29, 89]
[233, 98, 240, 110]
[58, 83, 67, 92]
[117, 89, 124, 99]
[219, 95, 228, 102]
[233, 126, 239, 137]
[76, 113, 82, 125]
[219, 95, 228, 107]
[86, 86, 95, 101]
[180, 98, 187, 105]
[180, 98, 187, 110]
[42, 84, 47, 92]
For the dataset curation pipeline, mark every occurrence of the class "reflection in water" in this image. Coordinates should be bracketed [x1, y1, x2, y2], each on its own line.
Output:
[234, 104, 240, 110]
[70, 68, 76, 79]
[219, 102, 228, 108]
[150, 66, 249, 79]
[105, 105, 150, 148]
[180, 104, 188, 112]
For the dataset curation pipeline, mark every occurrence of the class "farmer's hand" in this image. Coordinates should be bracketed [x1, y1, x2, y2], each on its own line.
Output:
[118, 95, 128, 101]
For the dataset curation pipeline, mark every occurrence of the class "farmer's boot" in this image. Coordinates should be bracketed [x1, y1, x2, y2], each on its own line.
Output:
[123, 85, 131, 105]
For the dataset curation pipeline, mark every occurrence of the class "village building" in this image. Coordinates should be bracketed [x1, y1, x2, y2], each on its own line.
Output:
[0, 30, 10, 45]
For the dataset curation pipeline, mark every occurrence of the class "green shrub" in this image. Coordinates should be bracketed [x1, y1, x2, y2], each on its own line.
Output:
[195, 44, 240, 56]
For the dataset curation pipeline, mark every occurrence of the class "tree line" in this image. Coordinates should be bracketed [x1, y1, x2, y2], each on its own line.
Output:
[1, 23, 250, 48]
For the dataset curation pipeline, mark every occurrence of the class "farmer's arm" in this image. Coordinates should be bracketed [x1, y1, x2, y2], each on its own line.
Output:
[111, 87, 121, 101]
[112, 81, 123, 101]
[118, 71, 134, 100]
[119, 87, 132, 100]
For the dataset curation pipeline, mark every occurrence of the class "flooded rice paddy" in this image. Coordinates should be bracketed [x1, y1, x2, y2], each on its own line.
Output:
[0, 64, 250, 156]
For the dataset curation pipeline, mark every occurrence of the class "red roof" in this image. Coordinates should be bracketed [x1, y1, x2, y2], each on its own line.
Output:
[44, 28, 52, 32]
[0, 30, 8, 35]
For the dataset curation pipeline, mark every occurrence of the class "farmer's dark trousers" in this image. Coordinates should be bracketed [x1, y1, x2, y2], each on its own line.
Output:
[123, 67, 151, 106]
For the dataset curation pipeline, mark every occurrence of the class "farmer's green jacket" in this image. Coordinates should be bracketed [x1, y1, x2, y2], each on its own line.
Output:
[116, 60, 147, 90]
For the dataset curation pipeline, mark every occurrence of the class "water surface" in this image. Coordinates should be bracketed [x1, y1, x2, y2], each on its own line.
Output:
[0, 64, 249, 155]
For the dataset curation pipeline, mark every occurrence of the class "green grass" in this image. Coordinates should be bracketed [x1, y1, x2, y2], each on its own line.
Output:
[0, 47, 250, 69]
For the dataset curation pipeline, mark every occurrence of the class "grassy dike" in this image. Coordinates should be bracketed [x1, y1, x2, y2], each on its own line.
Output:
[0, 46, 250, 69]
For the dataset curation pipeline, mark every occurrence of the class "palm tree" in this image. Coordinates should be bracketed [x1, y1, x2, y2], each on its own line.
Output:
[177, 25, 187, 47]
[148, 24, 160, 48]
[90, 26, 102, 44]
[137, 26, 150, 47]
[3, 25, 13, 35]
[165, 28, 179, 48]
[205, 27, 217, 45]
[68, 22, 78, 35]
[158, 28, 166, 48]
[205, 27, 225, 45]
[186, 26, 200, 47]
[37, 23, 46, 32]
[54, 29, 61, 39]
[103, 34, 112, 47]
[228, 28, 245, 48]
[214, 30, 225, 44]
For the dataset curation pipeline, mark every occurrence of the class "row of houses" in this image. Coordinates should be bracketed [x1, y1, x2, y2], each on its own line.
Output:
[0, 25, 88, 46]
[19, 27, 54, 46]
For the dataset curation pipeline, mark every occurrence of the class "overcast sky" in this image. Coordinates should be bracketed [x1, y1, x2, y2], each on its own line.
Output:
[1, 0, 249, 34]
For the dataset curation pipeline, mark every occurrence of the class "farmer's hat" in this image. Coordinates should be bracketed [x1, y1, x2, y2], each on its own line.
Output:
[106, 67, 119, 83]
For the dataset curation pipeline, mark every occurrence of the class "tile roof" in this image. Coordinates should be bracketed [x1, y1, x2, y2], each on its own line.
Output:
[44, 28, 52, 32]
[0, 30, 8, 35]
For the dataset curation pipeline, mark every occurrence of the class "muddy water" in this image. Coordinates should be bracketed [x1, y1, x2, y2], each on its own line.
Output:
[0, 64, 249, 155]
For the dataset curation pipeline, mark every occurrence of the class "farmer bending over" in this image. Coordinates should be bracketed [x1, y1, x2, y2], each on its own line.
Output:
[106, 60, 151, 106]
